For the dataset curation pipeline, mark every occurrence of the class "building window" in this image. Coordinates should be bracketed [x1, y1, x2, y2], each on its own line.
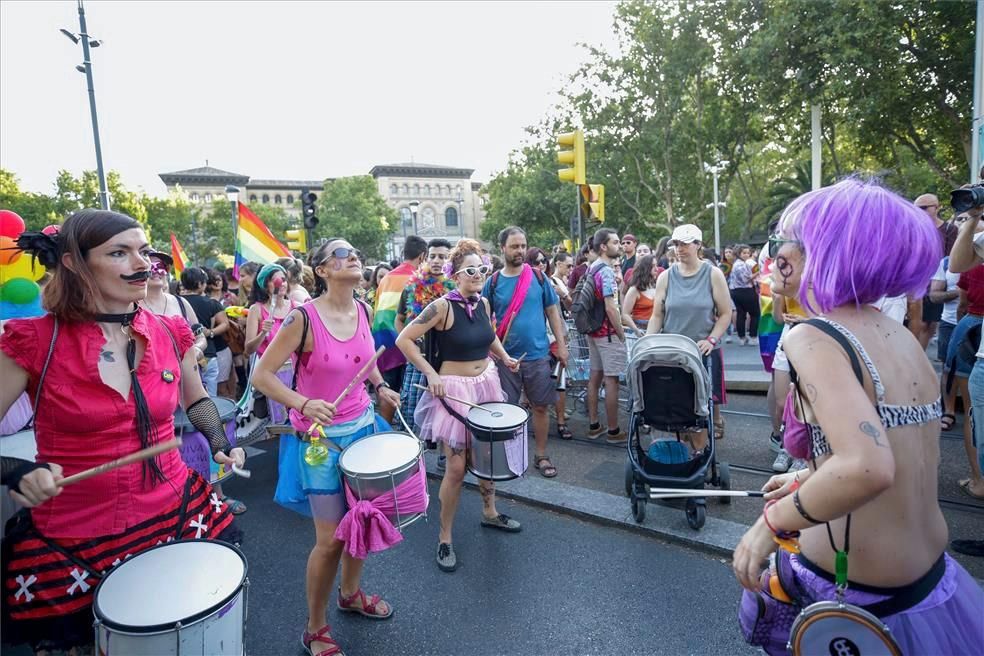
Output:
[262, 194, 270, 203]
[390, 184, 398, 196]
[424, 184, 431, 196]
[402, 183, 409, 195]
[445, 184, 452, 196]
[249, 194, 257, 203]
[400, 207, 413, 228]
[190, 193, 199, 202]
[286, 194, 294, 204]
[413, 184, 420, 196]
[204, 193, 212, 203]
[421, 206, 436, 230]
[274, 194, 282, 204]
[445, 207, 459, 227]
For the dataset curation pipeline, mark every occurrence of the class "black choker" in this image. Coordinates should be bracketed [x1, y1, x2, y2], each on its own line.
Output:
[94, 306, 140, 325]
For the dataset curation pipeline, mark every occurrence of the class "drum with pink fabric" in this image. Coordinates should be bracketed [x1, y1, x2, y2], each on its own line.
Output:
[337, 431, 428, 531]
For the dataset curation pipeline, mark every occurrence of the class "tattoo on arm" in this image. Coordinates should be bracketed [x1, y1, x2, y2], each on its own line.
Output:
[100, 348, 115, 363]
[859, 421, 885, 447]
[804, 383, 818, 403]
[283, 313, 296, 327]
[412, 302, 440, 326]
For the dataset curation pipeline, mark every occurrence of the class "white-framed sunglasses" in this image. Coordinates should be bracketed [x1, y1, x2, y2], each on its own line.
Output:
[453, 264, 492, 278]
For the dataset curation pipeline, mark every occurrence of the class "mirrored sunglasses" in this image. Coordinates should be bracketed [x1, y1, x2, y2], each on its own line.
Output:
[320, 247, 362, 264]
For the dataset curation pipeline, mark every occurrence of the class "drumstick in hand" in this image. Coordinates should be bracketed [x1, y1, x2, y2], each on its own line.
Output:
[411, 383, 495, 414]
[309, 346, 387, 437]
[57, 439, 182, 487]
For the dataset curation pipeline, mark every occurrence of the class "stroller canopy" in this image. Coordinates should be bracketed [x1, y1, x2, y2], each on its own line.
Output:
[627, 334, 710, 416]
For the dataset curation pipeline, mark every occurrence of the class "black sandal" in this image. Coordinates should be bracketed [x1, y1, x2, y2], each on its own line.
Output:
[557, 424, 573, 440]
[534, 455, 558, 478]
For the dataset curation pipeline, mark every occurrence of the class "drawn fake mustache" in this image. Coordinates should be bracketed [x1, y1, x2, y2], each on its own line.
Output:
[121, 271, 151, 282]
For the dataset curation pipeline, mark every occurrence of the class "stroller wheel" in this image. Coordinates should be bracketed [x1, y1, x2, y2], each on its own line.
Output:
[624, 459, 634, 498]
[685, 498, 706, 530]
[718, 462, 731, 505]
[631, 495, 646, 524]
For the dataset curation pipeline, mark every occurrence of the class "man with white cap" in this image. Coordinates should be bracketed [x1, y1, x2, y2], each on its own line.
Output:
[647, 224, 732, 447]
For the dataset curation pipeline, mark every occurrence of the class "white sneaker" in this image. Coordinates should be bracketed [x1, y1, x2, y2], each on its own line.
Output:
[724, 335, 733, 344]
[790, 458, 808, 471]
[772, 450, 793, 473]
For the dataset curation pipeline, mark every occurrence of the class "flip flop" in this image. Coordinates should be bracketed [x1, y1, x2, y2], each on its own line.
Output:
[959, 479, 984, 500]
[940, 413, 956, 431]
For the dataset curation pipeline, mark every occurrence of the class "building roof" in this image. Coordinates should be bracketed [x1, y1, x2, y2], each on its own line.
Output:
[369, 163, 475, 179]
[246, 179, 327, 191]
[158, 166, 250, 186]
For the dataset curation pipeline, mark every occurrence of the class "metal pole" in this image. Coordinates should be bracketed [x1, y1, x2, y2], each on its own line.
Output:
[190, 213, 200, 266]
[810, 103, 822, 190]
[457, 198, 464, 240]
[77, 1, 109, 210]
[231, 197, 239, 262]
[972, 0, 983, 183]
[712, 169, 721, 255]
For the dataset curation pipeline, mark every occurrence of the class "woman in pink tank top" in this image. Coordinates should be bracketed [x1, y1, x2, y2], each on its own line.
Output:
[244, 263, 295, 425]
[252, 238, 401, 656]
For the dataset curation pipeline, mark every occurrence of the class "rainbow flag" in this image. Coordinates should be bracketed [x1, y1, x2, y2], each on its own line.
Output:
[234, 203, 290, 274]
[371, 262, 416, 372]
[756, 256, 783, 373]
[170, 232, 189, 275]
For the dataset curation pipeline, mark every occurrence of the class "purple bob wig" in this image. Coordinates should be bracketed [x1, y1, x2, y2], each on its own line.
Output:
[779, 177, 941, 315]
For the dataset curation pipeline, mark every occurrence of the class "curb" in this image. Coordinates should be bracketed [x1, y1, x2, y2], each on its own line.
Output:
[422, 450, 746, 559]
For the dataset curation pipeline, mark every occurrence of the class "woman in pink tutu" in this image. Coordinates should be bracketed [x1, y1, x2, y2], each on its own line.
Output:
[396, 239, 520, 573]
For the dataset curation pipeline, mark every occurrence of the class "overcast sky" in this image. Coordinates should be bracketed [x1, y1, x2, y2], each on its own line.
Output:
[1, 0, 619, 197]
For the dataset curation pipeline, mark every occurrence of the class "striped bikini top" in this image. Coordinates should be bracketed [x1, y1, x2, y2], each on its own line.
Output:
[799, 318, 942, 459]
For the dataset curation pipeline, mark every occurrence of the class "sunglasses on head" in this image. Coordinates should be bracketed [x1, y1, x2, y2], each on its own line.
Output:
[917, 204, 938, 210]
[320, 246, 362, 264]
[453, 264, 491, 278]
[768, 235, 800, 258]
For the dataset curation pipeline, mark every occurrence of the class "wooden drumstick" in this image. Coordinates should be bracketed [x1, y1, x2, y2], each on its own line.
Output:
[57, 438, 182, 487]
[309, 345, 386, 437]
[411, 383, 495, 414]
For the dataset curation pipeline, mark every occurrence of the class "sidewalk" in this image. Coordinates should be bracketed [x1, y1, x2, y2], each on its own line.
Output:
[719, 339, 770, 392]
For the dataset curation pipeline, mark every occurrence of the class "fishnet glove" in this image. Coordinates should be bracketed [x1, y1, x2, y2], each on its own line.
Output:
[185, 397, 232, 460]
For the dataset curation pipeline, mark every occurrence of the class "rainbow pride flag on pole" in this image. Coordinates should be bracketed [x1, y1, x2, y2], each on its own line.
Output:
[234, 202, 290, 274]
[170, 232, 189, 275]
[756, 255, 783, 373]
[371, 262, 416, 372]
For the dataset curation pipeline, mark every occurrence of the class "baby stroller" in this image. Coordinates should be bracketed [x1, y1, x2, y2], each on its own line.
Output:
[624, 334, 730, 529]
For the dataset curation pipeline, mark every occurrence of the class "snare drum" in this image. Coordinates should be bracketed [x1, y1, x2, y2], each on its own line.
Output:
[93, 540, 248, 656]
[789, 600, 902, 656]
[338, 431, 428, 530]
[174, 397, 238, 484]
[465, 402, 529, 481]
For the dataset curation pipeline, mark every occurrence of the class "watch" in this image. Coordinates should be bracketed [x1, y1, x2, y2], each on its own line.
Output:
[374, 381, 391, 393]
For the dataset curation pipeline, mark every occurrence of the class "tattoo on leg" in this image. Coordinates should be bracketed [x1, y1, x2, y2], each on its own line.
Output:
[450, 447, 465, 458]
[859, 421, 885, 446]
[100, 348, 115, 363]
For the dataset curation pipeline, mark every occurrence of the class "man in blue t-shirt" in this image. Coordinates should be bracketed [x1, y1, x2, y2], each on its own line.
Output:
[483, 227, 569, 478]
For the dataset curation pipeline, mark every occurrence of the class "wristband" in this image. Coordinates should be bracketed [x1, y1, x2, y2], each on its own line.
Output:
[793, 488, 822, 524]
[374, 381, 391, 393]
[763, 500, 800, 540]
[707, 335, 719, 346]
[299, 398, 311, 415]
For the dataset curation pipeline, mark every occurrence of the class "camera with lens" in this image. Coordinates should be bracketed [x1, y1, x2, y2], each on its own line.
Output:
[951, 184, 984, 212]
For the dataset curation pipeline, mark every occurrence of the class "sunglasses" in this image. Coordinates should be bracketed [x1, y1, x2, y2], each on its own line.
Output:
[320, 246, 362, 264]
[768, 235, 801, 258]
[453, 264, 492, 278]
[534, 258, 546, 265]
[917, 204, 939, 210]
[621, 240, 634, 245]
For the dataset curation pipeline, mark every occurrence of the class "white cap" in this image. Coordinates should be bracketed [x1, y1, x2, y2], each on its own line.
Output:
[670, 224, 702, 244]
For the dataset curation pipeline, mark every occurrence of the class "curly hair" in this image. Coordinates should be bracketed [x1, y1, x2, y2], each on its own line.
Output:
[448, 238, 484, 274]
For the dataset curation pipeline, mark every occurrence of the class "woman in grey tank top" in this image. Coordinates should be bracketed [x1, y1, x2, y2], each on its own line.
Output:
[646, 224, 733, 447]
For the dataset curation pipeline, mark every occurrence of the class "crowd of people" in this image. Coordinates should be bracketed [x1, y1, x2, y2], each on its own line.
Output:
[1, 171, 983, 654]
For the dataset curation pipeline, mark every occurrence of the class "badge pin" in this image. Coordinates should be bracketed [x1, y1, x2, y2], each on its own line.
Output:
[161, 370, 175, 383]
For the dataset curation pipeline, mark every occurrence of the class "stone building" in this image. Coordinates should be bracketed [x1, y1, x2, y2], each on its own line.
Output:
[158, 166, 323, 218]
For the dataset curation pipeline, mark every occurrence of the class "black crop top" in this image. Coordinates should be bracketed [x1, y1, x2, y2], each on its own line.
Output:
[434, 299, 495, 362]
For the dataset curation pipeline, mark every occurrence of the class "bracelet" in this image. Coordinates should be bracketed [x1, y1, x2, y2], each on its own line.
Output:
[707, 335, 719, 346]
[299, 398, 311, 415]
[374, 381, 390, 393]
[793, 488, 822, 524]
[763, 500, 800, 540]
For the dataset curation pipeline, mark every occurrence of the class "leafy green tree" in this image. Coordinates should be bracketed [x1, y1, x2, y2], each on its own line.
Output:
[0, 169, 59, 231]
[315, 176, 397, 262]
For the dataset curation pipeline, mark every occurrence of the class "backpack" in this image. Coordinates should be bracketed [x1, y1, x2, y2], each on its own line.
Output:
[570, 262, 608, 335]
[486, 267, 550, 314]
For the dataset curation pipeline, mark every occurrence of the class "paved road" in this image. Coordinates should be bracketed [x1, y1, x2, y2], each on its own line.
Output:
[231, 445, 758, 656]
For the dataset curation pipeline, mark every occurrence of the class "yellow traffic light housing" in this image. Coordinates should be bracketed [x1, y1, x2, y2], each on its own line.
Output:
[285, 228, 306, 253]
[557, 130, 586, 185]
[580, 184, 605, 223]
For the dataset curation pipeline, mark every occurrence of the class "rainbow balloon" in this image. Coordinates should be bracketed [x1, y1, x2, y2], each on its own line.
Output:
[0, 210, 45, 320]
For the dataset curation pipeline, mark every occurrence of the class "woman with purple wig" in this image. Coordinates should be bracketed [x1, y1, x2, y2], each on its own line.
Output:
[733, 179, 983, 655]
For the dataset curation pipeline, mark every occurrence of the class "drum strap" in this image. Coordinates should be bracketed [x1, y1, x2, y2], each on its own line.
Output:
[438, 397, 469, 426]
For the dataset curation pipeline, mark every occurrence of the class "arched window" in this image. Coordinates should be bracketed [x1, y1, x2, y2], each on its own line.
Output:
[413, 184, 420, 196]
[249, 194, 257, 203]
[190, 193, 200, 203]
[204, 193, 212, 203]
[402, 184, 409, 195]
[390, 184, 398, 196]
[400, 207, 413, 227]
[445, 207, 459, 227]
[424, 184, 431, 196]
[274, 194, 282, 204]
[286, 194, 294, 204]
[445, 184, 452, 196]
[262, 194, 270, 203]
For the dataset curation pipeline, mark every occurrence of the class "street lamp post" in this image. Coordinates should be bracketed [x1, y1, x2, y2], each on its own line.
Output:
[62, 1, 109, 210]
[703, 160, 729, 254]
[226, 185, 239, 236]
[408, 200, 420, 235]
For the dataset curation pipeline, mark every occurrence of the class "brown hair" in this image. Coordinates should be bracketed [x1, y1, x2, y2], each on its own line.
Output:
[448, 238, 483, 274]
[42, 209, 143, 322]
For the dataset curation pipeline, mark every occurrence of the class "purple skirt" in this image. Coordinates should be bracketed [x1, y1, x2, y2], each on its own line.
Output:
[1, 393, 32, 436]
[268, 365, 294, 425]
[739, 550, 984, 655]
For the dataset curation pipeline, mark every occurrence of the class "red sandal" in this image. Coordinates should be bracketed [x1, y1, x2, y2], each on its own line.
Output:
[302, 624, 344, 656]
[337, 587, 394, 619]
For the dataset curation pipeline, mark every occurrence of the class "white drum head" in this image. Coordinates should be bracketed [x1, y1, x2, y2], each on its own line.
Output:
[468, 402, 528, 429]
[791, 601, 901, 656]
[94, 541, 246, 632]
[339, 432, 420, 476]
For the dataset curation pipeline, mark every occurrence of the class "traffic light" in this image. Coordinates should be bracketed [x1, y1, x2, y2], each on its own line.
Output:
[285, 228, 306, 253]
[557, 130, 585, 185]
[580, 184, 605, 223]
[301, 189, 319, 230]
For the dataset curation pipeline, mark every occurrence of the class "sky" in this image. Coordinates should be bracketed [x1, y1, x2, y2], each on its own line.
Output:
[0, 0, 619, 197]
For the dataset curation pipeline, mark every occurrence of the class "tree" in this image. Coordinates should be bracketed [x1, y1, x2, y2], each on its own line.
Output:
[50, 170, 150, 233]
[0, 169, 59, 231]
[315, 176, 397, 262]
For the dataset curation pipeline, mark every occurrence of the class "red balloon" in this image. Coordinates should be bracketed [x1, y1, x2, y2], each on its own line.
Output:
[0, 210, 25, 239]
